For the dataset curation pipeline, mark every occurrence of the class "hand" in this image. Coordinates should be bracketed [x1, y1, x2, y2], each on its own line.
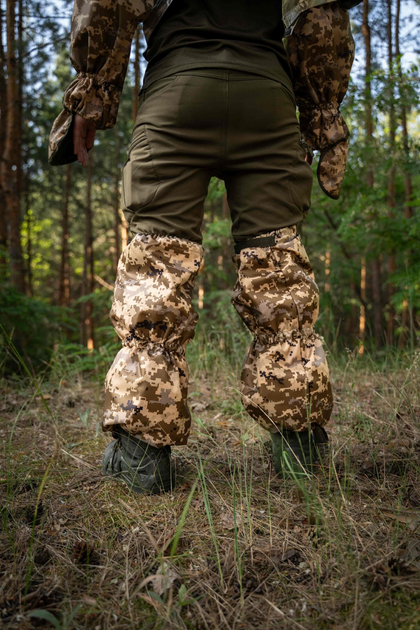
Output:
[73, 114, 96, 167]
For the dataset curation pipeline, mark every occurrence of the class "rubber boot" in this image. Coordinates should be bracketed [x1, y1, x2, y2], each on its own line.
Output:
[102, 425, 174, 494]
[271, 424, 328, 479]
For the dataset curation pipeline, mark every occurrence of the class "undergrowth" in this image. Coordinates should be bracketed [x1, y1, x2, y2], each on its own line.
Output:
[1, 331, 420, 629]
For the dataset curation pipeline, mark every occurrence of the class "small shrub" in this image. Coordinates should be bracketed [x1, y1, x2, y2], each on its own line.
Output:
[0, 284, 72, 375]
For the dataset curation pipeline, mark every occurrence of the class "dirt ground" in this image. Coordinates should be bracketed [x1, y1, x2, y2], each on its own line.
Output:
[2, 352, 420, 629]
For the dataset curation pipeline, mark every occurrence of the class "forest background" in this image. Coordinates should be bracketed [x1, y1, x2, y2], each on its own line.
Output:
[0, 0, 420, 372]
[2, 1, 420, 629]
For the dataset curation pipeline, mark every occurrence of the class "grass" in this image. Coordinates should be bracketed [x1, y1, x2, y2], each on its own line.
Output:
[1, 337, 420, 629]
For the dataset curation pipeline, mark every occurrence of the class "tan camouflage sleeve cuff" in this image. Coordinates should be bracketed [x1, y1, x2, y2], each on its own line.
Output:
[62, 73, 122, 129]
[286, 3, 355, 200]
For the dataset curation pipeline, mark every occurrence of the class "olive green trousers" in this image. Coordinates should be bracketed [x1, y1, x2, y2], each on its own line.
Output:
[103, 69, 333, 447]
[121, 69, 313, 243]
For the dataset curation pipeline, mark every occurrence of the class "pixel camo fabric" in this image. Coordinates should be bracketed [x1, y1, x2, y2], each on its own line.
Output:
[103, 230, 332, 447]
[103, 233, 204, 447]
[232, 226, 333, 432]
[286, 3, 356, 199]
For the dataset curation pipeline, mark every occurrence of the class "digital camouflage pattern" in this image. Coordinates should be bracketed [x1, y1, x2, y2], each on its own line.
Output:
[104, 228, 332, 443]
[282, 0, 361, 35]
[48, 0, 172, 163]
[103, 233, 204, 447]
[286, 3, 356, 199]
[49, 0, 361, 181]
[232, 226, 333, 432]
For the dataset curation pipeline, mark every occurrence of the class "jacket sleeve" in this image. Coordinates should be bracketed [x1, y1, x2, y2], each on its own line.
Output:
[283, 0, 361, 36]
[285, 1, 358, 199]
[62, 0, 151, 130]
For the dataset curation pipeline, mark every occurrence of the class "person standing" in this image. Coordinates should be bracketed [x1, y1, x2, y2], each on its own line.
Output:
[49, 0, 360, 492]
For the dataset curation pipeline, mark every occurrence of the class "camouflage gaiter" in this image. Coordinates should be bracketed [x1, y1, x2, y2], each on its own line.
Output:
[103, 233, 204, 447]
[232, 226, 333, 433]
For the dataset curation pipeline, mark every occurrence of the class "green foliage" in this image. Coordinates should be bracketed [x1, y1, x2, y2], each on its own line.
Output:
[28, 605, 82, 630]
[2, 0, 420, 376]
[49, 340, 118, 383]
[0, 285, 72, 374]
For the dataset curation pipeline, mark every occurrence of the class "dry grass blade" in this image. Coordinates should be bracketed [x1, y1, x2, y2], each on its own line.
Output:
[138, 562, 180, 596]
[117, 497, 160, 553]
[379, 508, 420, 530]
[2, 352, 420, 628]
[264, 598, 309, 629]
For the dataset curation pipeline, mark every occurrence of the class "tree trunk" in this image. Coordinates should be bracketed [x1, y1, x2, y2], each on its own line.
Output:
[395, 0, 413, 221]
[358, 258, 367, 355]
[24, 171, 33, 297]
[395, 0, 413, 348]
[113, 135, 121, 277]
[4, 0, 25, 292]
[386, 0, 396, 346]
[81, 157, 95, 349]
[0, 0, 8, 274]
[362, 0, 373, 143]
[362, 0, 382, 347]
[120, 209, 128, 250]
[324, 248, 330, 293]
[16, 0, 22, 196]
[371, 258, 382, 345]
[347, 281, 358, 338]
[59, 164, 71, 307]
[113, 170, 121, 277]
[132, 26, 141, 121]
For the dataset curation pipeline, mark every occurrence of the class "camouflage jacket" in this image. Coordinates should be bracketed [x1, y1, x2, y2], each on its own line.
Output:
[49, 0, 361, 199]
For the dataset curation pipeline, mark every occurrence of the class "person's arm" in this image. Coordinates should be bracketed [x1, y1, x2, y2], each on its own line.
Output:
[73, 115, 96, 167]
[49, 0, 152, 166]
[65, 0, 147, 129]
[284, 0, 361, 199]
[283, 0, 361, 36]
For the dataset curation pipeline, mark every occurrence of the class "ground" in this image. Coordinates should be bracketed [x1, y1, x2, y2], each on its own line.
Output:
[2, 348, 420, 629]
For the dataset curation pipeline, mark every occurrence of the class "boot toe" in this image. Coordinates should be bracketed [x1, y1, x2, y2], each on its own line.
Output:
[102, 433, 174, 495]
[102, 440, 122, 478]
[119, 453, 174, 495]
